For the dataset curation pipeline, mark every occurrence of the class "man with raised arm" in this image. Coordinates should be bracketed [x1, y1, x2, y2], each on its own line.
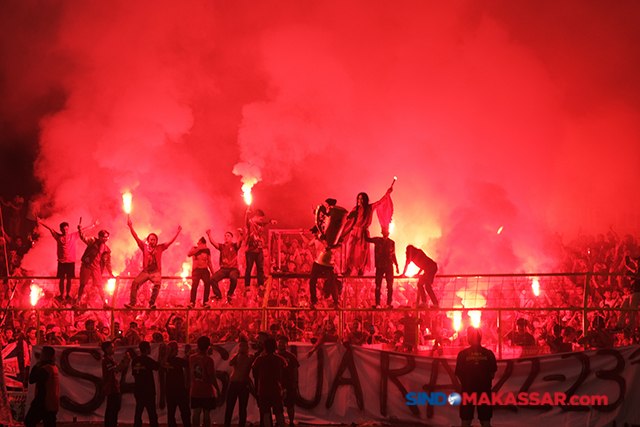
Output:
[125, 218, 182, 309]
[39, 218, 98, 304]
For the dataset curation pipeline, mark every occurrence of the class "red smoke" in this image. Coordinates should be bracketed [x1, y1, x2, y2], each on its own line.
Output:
[1, 1, 639, 275]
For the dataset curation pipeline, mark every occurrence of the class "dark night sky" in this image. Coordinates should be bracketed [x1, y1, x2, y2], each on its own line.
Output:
[2, 0, 640, 274]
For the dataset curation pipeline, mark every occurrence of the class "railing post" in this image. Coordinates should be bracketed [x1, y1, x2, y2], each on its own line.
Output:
[583, 273, 591, 350]
[497, 309, 502, 360]
[36, 308, 41, 345]
[185, 309, 190, 343]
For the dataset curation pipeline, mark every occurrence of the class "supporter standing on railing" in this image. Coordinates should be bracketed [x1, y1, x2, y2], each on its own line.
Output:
[38, 218, 98, 304]
[402, 245, 439, 308]
[187, 237, 218, 308]
[77, 228, 112, 308]
[125, 218, 182, 309]
[244, 208, 277, 292]
[344, 186, 393, 277]
[207, 230, 241, 305]
[365, 227, 399, 308]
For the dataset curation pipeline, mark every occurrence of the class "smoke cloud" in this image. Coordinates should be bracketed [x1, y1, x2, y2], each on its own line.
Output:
[1, 0, 640, 275]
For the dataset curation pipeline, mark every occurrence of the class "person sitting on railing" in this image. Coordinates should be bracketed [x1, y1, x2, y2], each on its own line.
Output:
[207, 230, 242, 305]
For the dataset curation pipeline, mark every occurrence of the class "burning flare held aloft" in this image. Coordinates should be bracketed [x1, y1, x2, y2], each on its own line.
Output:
[122, 192, 133, 214]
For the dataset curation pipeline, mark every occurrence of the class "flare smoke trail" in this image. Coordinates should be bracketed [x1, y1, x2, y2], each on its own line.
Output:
[1, 1, 640, 275]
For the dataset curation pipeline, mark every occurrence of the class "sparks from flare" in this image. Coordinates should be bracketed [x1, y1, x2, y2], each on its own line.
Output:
[497, 226, 504, 234]
[181, 262, 190, 286]
[122, 192, 132, 214]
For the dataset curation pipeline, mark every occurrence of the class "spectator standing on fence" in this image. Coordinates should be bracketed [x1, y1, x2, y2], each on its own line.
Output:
[253, 337, 288, 427]
[125, 218, 182, 309]
[365, 227, 399, 308]
[39, 218, 97, 304]
[131, 341, 161, 427]
[277, 336, 299, 427]
[24, 346, 59, 427]
[77, 227, 112, 308]
[187, 237, 219, 308]
[224, 337, 255, 427]
[244, 208, 277, 291]
[402, 245, 439, 308]
[207, 230, 242, 305]
[163, 341, 191, 427]
[102, 341, 131, 427]
[190, 336, 220, 427]
[455, 327, 497, 427]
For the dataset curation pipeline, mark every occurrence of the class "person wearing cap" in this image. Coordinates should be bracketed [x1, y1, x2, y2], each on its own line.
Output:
[163, 341, 191, 427]
[102, 341, 131, 427]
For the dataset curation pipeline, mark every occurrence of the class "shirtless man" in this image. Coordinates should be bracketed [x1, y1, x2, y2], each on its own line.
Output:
[187, 237, 220, 308]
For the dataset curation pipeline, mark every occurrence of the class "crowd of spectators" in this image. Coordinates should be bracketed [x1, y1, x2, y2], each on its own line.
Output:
[1, 194, 640, 362]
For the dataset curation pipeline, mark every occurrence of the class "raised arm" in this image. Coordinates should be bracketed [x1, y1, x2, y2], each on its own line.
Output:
[371, 185, 394, 209]
[127, 218, 143, 246]
[165, 226, 182, 247]
[401, 249, 412, 276]
[205, 229, 220, 249]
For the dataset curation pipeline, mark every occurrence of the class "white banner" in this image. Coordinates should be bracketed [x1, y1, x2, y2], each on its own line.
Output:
[27, 343, 640, 427]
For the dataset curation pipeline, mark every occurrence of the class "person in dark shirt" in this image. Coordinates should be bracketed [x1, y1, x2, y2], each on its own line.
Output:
[102, 341, 130, 427]
[190, 336, 220, 427]
[402, 245, 439, 307]
[224, 337, 255, 427]
[277, 337, 300, 427]
[503, 318, 536, 347]
[25, 346, 59, 427]
[365, 227, 399, 308]
[131, 341, 161, 427]
[163, 341, 191, 427]
[455, 327, 497, 427]
[252, 338, 287, 427]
